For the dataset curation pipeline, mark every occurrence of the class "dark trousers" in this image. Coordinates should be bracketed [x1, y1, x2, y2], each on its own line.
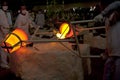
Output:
[103, 57, 120, 80]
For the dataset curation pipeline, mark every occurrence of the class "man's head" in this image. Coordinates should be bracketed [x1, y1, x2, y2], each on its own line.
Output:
[20, 5, 26, 10]
[1, 1, 8, 11]
[20, 5, 28, 15]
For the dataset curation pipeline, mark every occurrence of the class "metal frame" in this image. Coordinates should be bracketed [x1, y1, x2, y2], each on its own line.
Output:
[70, 20, 103, 58]
[0, 20, 104, 58]
[26, 20, 104, 58]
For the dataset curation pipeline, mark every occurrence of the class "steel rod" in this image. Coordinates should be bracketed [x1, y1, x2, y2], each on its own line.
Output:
[30, 25, 41, 40]
[70, 20, 94, 24]
[35, 32, 53, 35]
[77, 26, 105, 31]
[71, 25, 82, 57]
[22, 39, 75, 43]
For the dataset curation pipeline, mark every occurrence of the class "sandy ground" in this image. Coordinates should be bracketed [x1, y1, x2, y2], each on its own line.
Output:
[8, 42, 92, 80]
[0, 28, 106, 80]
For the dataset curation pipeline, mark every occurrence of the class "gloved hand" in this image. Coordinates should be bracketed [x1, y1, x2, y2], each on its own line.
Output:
[100, 53, 108, 60]
[100, 48, 109, 60]
[94, 14, 104, 23]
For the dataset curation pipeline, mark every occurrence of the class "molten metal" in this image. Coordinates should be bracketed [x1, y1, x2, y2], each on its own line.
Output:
[56, 23, 73, 39]
[2, 28, 28, 53]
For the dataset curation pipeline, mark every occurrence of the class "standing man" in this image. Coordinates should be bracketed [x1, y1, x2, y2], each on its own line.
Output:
[14, 4, 33, 39]
[35, 9, 45, 29]
[94, 0, 120, 80]
[14, 4, 34, 47]
[0, 1, 12, 38]
[0, 1, 13, 69]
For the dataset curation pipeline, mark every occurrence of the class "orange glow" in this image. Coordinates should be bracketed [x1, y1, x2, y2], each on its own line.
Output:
[3, 28, 28, 53]
[56, 23, 73, 39]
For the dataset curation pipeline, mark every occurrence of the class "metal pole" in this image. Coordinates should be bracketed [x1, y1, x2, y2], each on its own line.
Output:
[77, 26, 105, 31]
[71, 25, 82, 57]
[34, 32, 53, 35]
[70, 20, 94, 24]
[22, 39, 75, 43]
[30, 26, 41, 40]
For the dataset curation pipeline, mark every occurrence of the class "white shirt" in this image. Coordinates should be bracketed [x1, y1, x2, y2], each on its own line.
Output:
[14, 11, 32, 38]
[0, 9, 12, 28]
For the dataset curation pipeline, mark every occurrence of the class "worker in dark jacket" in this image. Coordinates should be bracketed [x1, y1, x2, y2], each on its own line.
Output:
[94, 1, 120, 80]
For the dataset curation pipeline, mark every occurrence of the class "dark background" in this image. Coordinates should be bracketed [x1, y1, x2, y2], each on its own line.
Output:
[0, 0, 100, 10]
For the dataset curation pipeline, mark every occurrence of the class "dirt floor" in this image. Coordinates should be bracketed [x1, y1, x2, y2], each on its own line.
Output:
[0, 47, 105, 80]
